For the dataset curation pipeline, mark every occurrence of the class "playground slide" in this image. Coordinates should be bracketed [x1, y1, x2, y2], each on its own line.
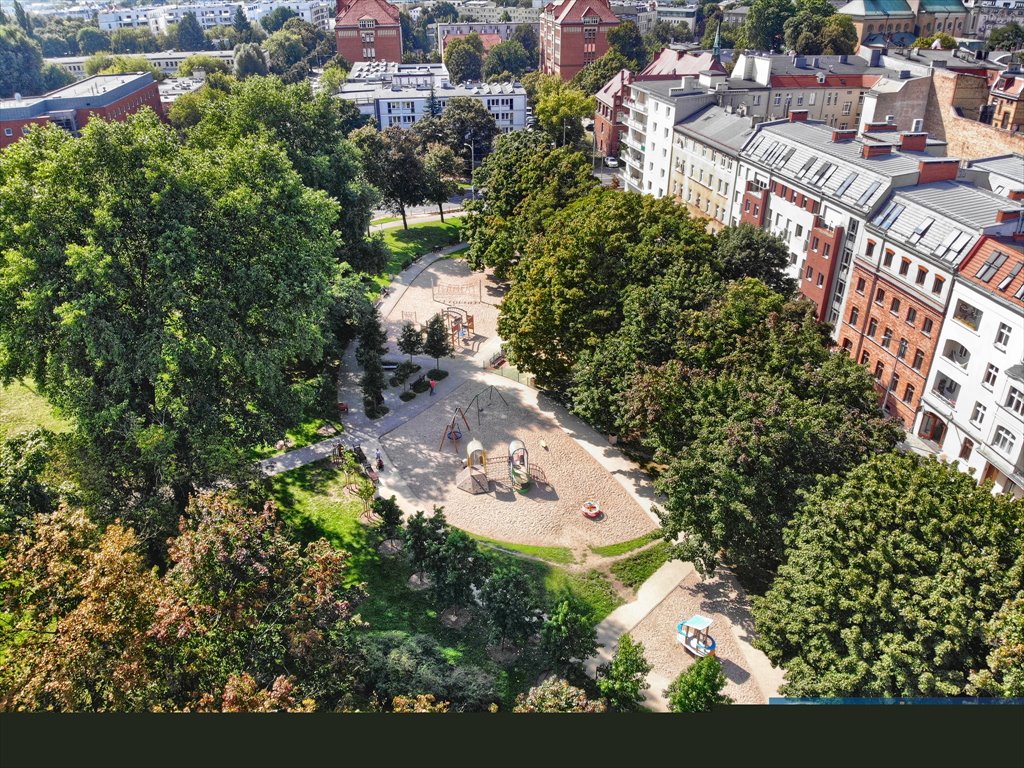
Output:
[508, 465, 530, 493]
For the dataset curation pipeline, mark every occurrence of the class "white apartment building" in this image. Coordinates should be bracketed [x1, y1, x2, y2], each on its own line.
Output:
[620, 77, 713, 198]
[99, 9, 154, 31]
[146, 4, 240, 34]
[337, 80, 528, 132]
[964, 0, 1024, 40]
[916, 234, 1024, 498]
[654, 3, 698, 26]
[246, 0, 334, 30]
[45, 50, 237, 77]
[450, 1, 542, 23]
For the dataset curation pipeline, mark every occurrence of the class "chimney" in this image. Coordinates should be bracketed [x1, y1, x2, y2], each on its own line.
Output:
[863, 143, 893, 158]
[899, 132, 927, 151]
[1009, 190, 1024, 201]
[832, 128, 857, 141]
[995, 208, 1022, 223]
[917, 158, 960, 183]
[789, 109, 809, 122]
[864, 121, 898, 132]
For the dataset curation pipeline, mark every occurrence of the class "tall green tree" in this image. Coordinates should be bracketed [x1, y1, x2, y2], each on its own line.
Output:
[260, 6, 297, 34]
[511, 23, 538, 60]
[753, 453, 1024, 697]
[404, 507, 449, 576]
[444, 37, 482, 82]
[75, 26, 109, 55]
[397, 322, 424, 364]
[422, 314, 455, 372]
[482, 39, 531, 79]
[744, 0, 795, 51]
[665, 655, 732, 712]
[422, 142, 462, 222]
[438, 95, 499, 170]
[351, 125, 428, 230]
[596, 634, 652, 711]
[12, 1, 32, 36]
[232, 5, 252, 37]
[0, 23, 43, 98]
[570, 50, 631, 95]
[426, 529, 489, 609]
[533, 74, 595, 147]
[987, 22, 1024, 52]
[233, 41, 268, 78]
[0, 113, 338, 537]
[540, 597, 599, 676]
[480, 565, 540, 651]
[713, 224, 796, 295]
[607, 20, 646, 68]
[176, 11, 207, 50]
[968, 596, 1024, 697]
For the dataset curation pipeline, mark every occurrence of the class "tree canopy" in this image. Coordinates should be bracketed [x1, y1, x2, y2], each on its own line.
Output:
[753, 453, 1024, 697]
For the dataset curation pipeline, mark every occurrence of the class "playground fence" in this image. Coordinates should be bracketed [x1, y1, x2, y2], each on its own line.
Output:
[484, 362, 536, 389]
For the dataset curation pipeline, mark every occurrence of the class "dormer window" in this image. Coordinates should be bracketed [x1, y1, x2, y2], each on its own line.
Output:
[359, 18, 376, 28]
[583, 15, 600, 24]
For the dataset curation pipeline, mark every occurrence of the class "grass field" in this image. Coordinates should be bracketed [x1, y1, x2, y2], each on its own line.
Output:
[589, 530, 662, 558]
[610, 541, 671, 590]
[471, 534, 576, 565]
[0, 380, 70, 439]
[380, 221, 465, 276]
[269, 460, 622, 706]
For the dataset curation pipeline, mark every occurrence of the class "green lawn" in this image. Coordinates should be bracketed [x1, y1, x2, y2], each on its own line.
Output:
[610, 542, 671, 591]
[589, 530, 662, 558]
[370, 215, 401, 225]
[250, 416, 344, 460]
[268, 460, 622, 706]
[380, 221, 465, 275]
[0, 380, 71, 439]
[471, 534, 575, 565]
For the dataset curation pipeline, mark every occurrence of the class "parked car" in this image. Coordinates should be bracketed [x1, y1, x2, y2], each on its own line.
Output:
[604, 156, 620, 168]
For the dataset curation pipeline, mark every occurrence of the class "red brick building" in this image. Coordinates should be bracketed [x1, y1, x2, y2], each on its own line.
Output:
[539, 0, 619, 82]
[1, 73, 162, 149]
[335, 0, 402, 64]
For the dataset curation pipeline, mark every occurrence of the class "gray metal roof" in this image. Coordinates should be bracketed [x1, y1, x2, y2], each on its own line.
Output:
[893, 182, 1019, 230]
[673, 105, 754, 154]
[629, 78, 702, 100]
[967, 155, 1024, 184]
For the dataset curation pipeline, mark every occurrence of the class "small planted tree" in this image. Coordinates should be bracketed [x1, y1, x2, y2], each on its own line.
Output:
[360, 357, 387, 418]
[596, 634, 652, 712]
[664, 655, 732, 712]
[356, 308, 389, 369]
[358, 308, 389, 417]
[404, 507, 449, 577]
[397, 322, 423, 363]
[480, 565, 540, 652]
[427, 528, 490, 609]
[374, 495, 404, 543]
[540, 596, 599, 677]
[423, 313, 455, 374]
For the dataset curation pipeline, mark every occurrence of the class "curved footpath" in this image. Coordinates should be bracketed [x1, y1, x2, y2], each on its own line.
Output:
[258, 245, 783, 709]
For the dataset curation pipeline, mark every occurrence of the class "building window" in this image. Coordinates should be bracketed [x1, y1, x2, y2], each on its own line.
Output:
[932, 275, 945, 295]
[922, 317, 934, 336]
[902, 383, 915, 403]
[860, 351, 870, 365]
[899, 259, 911, 277]
[883, 250, 894, 268]
[916, 267, 927, 285]
[856, 277, 866, 294]
[959, 438, 974, 460]
[983, 363, 999, 388]
[874, 288, 885, 305]
[850, 306, 859, 325]
[3, 128, 11, 137]
[842, 102, 852, 115]
[805, 265, 814, 280]
[867, 318, 878, 337]
[897, 338, 908, 359]
[970, 402, 987, 425]
[816, 273, 824, 287]
[995, 322, 1012, 348]
[874, 361, 884, 379]
[890, 297, 901, 315]
[865, 241, 876, 257]
[1006, 386, 1024, 416]
[912, 349, 924, 371]
[993, 426, 1016, 455]
[881, 328, 893, 349]
[812, 236, 820, 251]
[842, 338, 853, 353]
[906, 307, 917, 325]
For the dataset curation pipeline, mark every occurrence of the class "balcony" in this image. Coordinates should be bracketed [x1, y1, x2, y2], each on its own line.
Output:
[952, 299, 982, 331]
[931, 375, 961, 407]
[628, 99, 648, 114]
[814, 216, 837, 233]
[627, 117, 646, 132]
[941, 340, 971, 370]
[621, 134, 645, 152]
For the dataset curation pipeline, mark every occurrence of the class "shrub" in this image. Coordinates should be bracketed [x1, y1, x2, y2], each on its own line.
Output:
[389, 376, 402, 388]
[411, 379, 430, 394]
[664, 655, 732, 712]
[399, 391, 416, 402]
[427, 368, 449, 380]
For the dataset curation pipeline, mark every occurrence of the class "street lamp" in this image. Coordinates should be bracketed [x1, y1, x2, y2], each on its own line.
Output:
[463, 141, 475, 200]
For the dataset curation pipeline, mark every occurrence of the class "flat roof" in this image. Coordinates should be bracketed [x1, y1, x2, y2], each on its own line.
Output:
[674, 104, 754, 153]
[894, 182, 1020, 230]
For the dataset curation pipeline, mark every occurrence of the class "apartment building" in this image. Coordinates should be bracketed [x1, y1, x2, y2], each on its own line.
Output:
[247, 1, 335, 30]
[540, 0, 620, 81]
[146, 3, 240, 34]
[435, 22, 540, 57]
[669, 105, 754, 231]
[989, 64, 1024, 133]
[336, 80, 527, 131]
[451, 1, 542, 24]
[1, 74, 163, 149]
[46, 50, 237, 78]
[335, 0, 403, 63]
[964, 0, 1024, 40]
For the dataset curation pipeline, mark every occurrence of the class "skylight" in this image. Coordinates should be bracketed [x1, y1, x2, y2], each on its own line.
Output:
[835, 172, 858, 198]
[975, 250, 1008, 282]
[856, 180, 881, 206]
[998, 261, 1023, 291]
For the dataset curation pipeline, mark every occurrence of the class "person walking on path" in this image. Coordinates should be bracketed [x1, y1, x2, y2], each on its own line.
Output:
[429, 378, 437, 396]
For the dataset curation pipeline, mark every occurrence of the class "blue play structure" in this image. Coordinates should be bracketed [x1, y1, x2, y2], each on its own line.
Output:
[677, 615, 717, 657]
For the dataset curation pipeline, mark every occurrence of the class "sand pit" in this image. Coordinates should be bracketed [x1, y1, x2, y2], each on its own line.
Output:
[380, 381, 658, 550]
[628, 569, 773, 706]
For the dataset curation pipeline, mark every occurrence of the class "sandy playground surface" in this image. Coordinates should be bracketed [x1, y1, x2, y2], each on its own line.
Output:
[380, 380, 658, 550]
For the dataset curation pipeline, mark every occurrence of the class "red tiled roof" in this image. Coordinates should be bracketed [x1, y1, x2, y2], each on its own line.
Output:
[958, 236, 1024, 307]
[596, 68, 632, 105]
[443, 33, 504, 52]
[992, 74, 1024, 99]
[336, 0, 400, 25]
[769, 74, 883, 88]
[638, 49, 726, 79]
[544, 0, 619, 24]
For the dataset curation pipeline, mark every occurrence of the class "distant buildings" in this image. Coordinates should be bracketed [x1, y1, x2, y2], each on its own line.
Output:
[95, 2, 335, 33]
[837, 0, 969, 46]
[540, 0, 620, 81]
[435, 22, 539, 58]
[334, 0, 403, 63]
[336, 78, 528, 131]
[45, 50, 237, 78]
[1, 73, 163, 149]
